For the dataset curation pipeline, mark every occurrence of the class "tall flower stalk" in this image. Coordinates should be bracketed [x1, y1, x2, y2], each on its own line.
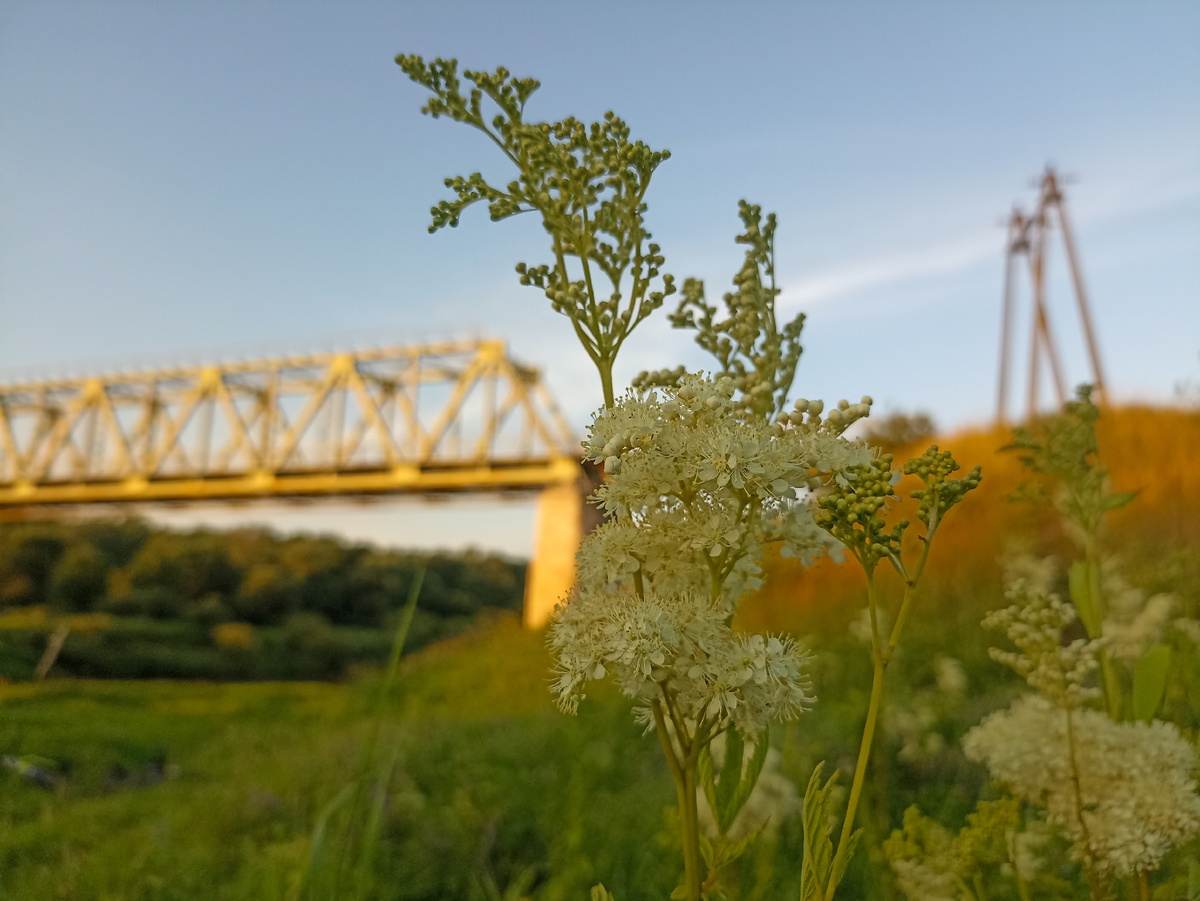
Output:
[398, 57, 981, 899]
[802, 448, 980, 900]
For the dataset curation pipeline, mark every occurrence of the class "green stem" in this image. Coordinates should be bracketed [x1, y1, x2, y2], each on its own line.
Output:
[1084, 536, 1122, 720]
[598, 361, 615, 410]
[654, 697, 703, 901]
[680, 758, 703, 901]
[1065, 708, 1108, 900]
[826, 649, 885, 899]
[828, 514, 940, 901]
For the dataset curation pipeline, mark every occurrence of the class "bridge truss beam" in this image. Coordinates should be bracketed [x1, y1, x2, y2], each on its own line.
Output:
[0, 339, 588, 626]
[0, 339, 579, 505]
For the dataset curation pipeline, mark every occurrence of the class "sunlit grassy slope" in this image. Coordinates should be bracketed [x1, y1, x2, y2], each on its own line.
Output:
[739, 403, 1200, 635]
[0, 617, 684, 901]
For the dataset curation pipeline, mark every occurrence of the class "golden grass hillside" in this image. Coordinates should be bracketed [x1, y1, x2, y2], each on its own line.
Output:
[738, 403, 1200, 635]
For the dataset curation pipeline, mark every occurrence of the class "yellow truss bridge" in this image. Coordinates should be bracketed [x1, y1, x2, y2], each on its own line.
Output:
[0, 339, 588, 626]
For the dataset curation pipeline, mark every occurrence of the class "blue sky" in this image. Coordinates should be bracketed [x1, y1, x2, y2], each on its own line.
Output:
[1, 2, 1197, 557]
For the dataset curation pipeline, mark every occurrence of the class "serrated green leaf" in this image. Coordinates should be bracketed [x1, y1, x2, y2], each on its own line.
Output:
[800, 763, 837, 901]
[590, 885, 616, 901]
[1134, 643, 1172, 722]
[1068, 561, 1099, 636]
[670, 884, 689, 900]
[827, 828, 861, 896]
[1102, 490, 1137, 512]
[724, 729, 769, 832]
[714, 730, 744, 833]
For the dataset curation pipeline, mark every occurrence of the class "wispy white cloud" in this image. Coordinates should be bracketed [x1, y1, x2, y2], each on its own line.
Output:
[782, 231, 999, 310]
[779, 174, 1200, 311]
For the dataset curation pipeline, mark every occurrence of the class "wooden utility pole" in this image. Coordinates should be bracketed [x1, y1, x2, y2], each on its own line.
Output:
[996, 167, 1108, 425]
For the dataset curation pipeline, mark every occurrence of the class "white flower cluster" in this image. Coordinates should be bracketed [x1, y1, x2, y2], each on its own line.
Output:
[889, 859, 958, 901]
[983, 574, 1100, 709]
[550, 373, 868, 734]
[578, 373, 872, 605]
[963, 695, 1200, 878]
[1101, 563, 1177, 661]
[885, 657, 965, 764]
[549, 585, 811, 735]
[884, 808, 961, 901]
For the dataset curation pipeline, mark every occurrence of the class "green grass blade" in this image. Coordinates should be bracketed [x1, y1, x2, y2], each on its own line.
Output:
[308, 566, 425, 899]
[305, 782, 356, 901]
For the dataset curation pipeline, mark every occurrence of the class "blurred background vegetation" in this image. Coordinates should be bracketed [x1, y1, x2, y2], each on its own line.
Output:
[0, 522, 524, 681]
[1, 403, 1198, 899]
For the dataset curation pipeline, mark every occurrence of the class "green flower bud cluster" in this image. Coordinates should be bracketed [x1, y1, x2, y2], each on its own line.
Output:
[903, 446, 982, 528]
[784, 396, 872, 432]
[1004, 385, 1130, 541]
[631, 365, 687, 391]
[397, 55, 676, 407]
[668, 201, 806, 421]
[813, 456, 907, 570]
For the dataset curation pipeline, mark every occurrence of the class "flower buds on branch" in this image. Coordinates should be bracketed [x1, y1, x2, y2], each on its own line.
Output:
[397, 55, 676, 407]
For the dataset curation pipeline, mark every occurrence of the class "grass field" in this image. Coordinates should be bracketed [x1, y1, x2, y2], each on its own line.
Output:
[3, 404, 1198, 900]
[0, 611, 1020, 901]
[0, 617, 687, 901]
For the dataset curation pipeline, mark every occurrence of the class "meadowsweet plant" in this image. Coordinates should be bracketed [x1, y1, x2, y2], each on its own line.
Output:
[1004, 385, 1135, 716]
[635, 200, 805, 423]
[550, 372, 872, 899]
[399, 56, 982, 900]
[887, 393, 1200, 901]
[883, 799, 1021, 901]
[961, 561, 1200, 899]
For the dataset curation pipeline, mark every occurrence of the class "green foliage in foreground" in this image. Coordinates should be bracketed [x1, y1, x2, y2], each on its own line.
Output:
[0, 605, 1021, 901]
[0, 619, 673, 901]
[2, 535, 1198, 900]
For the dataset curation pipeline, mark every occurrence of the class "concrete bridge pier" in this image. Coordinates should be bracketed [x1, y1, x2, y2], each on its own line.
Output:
[522, 461, 600, 629]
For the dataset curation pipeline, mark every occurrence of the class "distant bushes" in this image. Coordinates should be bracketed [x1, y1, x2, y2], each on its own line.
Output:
[0, 520, 524, 680]
[0, 607, 480, 681]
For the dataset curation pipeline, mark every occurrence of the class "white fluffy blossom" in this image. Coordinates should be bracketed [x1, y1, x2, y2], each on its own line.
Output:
[549, 584, 812, 736]
[578, 374, 871, 610]
[889, 859, 959, 901]
[934, 656, 967, 697]
[983, 573, 1100, 709]
[1102, 563, 1177, 661]
[551, 374, 874, 736]
[963, 695, 1200, 878]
